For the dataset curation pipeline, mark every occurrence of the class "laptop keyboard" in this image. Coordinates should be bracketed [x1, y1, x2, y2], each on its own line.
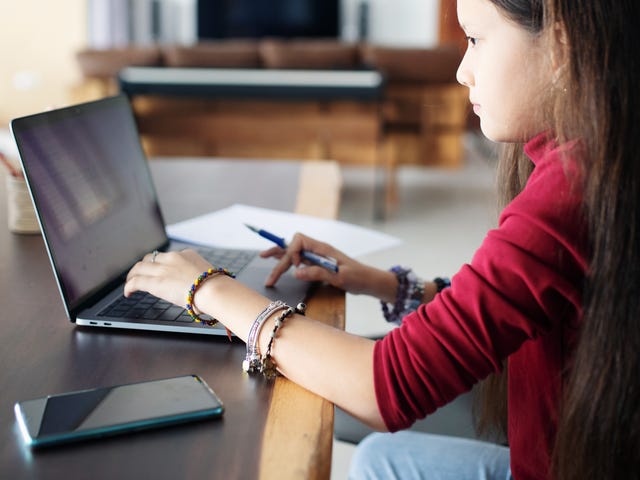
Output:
[98, 248, 257, 322]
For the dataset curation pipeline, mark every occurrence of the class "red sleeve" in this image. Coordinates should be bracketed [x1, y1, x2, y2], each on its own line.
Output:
[373, 148, 587, 432]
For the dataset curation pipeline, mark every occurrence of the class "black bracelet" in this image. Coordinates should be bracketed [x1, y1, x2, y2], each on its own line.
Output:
[433, 277, 451, 293]
[260, 302, 306, 380]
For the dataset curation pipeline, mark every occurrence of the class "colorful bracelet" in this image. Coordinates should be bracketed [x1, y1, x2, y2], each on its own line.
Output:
[260, 302, 306, 380]
[243, 300, 288, 373]
[186, 267, 235, 331]
[381, 267, 450, 325]
[381, 266, 420, 325]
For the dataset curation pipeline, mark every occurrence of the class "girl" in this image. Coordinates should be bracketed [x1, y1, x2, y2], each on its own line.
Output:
[125, 0, 640, 477]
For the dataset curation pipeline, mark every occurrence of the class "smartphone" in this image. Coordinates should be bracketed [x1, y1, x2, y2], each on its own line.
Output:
[14, 374, 224, 448]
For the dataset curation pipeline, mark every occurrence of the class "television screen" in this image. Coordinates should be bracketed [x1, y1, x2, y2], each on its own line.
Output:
[197, 0, 340, 39]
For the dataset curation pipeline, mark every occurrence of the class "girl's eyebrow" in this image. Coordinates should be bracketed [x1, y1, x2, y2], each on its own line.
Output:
[458, 20, 477, 32]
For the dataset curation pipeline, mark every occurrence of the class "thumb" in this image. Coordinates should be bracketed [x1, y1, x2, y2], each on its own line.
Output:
[293, 264, 334, 283]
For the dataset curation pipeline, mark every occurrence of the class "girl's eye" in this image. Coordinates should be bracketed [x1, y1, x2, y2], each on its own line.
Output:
[465, 36, 478, 46]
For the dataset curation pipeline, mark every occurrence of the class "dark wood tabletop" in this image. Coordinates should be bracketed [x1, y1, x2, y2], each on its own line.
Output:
[0, 159, 344, 480]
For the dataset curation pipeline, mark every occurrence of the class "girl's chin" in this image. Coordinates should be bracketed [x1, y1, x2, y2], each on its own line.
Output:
[479, 123, 524, 144]
[479, 126, 502, 143]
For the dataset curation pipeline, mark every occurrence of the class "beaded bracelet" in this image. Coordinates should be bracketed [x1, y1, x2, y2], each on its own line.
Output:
[381, 267, 450, 325]
[381, 266, 420, 325]
[186, 267, 236, 339]
[243, 300, 288, 373]
[261, 302, 306, 380]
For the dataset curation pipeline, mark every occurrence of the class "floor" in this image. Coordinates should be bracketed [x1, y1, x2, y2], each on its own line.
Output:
[329, 132, 499, 479]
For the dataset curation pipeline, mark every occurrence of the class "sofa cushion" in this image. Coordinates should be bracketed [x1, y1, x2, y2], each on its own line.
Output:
[76, 47, 162, 79]
[162, 40, 261, 68]
[259, 39, 360, 69]
[361, 44, 462, 83]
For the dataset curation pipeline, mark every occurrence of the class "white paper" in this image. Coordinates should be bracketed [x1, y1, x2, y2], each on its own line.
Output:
[166, 204, 402, 258]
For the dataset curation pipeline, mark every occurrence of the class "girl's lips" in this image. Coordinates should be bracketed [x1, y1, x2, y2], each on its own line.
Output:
[472, 104, 481, 115]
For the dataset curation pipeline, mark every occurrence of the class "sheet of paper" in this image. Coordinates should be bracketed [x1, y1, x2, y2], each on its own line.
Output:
[166, 204, 402, 258]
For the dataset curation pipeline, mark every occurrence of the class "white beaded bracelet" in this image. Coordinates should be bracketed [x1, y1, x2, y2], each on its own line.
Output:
[243, 300, 287, 373]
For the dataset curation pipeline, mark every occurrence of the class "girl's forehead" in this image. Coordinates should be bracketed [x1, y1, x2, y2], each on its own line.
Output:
[457, 0, 503, 27]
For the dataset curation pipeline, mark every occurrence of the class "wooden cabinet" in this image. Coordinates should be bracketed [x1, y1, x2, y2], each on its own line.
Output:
[129, 96, 381, 166]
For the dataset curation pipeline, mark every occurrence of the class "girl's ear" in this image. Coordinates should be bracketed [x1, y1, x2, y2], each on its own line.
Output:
[550, 22, 569, 74]
[549, 22, 569, 88]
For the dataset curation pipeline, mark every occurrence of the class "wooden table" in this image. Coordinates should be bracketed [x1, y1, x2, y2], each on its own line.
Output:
[0, 159, 344, 479]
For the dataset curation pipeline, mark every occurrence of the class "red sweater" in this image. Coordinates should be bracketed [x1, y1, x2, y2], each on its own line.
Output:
[373, 133, 588, 480]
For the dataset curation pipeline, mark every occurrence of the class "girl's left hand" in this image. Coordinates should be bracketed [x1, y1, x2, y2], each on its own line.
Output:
[124, 249, 213, 307]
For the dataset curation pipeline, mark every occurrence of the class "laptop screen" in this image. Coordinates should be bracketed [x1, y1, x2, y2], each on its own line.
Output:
[11, 96, 167, 312]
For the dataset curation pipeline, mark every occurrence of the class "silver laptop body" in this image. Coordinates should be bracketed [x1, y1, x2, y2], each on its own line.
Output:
[10, 95, 310, 336]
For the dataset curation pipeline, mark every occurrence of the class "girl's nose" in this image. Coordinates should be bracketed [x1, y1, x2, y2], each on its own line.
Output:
[456, 54, 474, 87]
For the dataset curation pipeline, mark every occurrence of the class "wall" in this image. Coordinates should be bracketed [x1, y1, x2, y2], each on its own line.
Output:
[85, 0, 440, 49]
[341, 0, 440, 47]
[87, 0, 197, 48]
[0, 0, 86, 126]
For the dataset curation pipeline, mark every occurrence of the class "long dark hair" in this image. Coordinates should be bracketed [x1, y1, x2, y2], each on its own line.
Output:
[548, 0, 640, 477]
[479, 0, 640, 478]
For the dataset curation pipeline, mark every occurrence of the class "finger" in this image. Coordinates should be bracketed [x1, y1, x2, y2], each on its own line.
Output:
[259, 246, 286, 259]
[125, 259, 166, 286]
[286, 236, 307, 266]
[124, 263, 184, 305]
[265, 253, 294, 287]
[124, 272, 153, 297]
[295, 232, 346, 260]
[288, 233, 339, 265]
[293, 264, 336, 284]
[141, 250, 166, 265]
[126, 260, 146, 282]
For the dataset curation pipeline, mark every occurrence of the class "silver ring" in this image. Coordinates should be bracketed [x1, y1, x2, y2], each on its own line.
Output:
[151, 250, 159, 263]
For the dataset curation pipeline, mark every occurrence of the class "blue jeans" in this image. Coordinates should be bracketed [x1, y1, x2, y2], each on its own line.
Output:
[348, 431, 512, 480]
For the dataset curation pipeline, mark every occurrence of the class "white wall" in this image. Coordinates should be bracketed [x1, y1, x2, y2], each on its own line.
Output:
[341, 0, 440, 47]
[87, 0, 198, 47]
[86, 0, 440, 50]
[0, 0, 86, 125]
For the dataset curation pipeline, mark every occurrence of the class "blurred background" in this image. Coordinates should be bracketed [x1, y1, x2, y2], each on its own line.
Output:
[0, 0, 454, 125]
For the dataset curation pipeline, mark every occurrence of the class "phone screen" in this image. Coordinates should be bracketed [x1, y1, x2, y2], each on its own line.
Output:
[14, 374, 224, 448]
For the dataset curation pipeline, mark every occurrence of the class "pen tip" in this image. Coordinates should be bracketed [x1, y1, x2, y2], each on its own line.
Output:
[244, 224, 257, 232]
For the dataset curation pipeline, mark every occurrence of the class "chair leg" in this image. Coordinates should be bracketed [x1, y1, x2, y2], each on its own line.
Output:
[373, 138, 398, 221]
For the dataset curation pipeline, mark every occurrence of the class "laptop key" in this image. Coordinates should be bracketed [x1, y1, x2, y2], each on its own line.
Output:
[199, 248, 255, 273]
[158, 306, 184, 321]
[105, 308, 129, 318]
[129, 308, 148, 319]
[142, 308, 167, 320]
[176, 313, 195, 323]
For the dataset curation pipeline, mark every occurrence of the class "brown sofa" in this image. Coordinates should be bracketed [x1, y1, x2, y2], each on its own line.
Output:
[74, 40, 468, 180]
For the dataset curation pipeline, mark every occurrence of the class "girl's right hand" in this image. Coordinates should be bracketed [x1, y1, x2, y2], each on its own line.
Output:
[261, 232, 381, 295]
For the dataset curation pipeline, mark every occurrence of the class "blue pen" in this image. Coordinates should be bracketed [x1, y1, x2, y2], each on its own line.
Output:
[245, 224, 339, 273]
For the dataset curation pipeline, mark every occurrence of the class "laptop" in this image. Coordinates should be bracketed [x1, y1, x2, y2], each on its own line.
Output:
[10, 94, 311, 336]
